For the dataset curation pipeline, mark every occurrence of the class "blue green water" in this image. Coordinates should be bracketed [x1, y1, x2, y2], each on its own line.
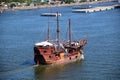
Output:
[0, 2, 120, 80]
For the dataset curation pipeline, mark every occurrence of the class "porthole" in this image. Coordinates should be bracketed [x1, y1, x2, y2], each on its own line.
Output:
[49, 56, 52, 59]
[75, 56, 78, 59]
[44, 51, 47, 54]
[51, 50, 53, 53]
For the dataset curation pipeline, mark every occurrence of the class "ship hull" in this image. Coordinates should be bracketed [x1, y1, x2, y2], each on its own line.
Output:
[34, 54, 84, 65]
[34, 45, 84, 65]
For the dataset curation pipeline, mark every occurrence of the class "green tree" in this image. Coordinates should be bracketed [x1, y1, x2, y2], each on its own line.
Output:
[64, 0, 74, 4]
[80, 0, 86, 2]
[4, 0, 31, 3]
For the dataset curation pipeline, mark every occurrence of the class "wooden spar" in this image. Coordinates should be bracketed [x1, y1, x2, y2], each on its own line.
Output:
[69, 19, 72, 46]
[47, 20, 50, 41]
[56, 12, 60, 51]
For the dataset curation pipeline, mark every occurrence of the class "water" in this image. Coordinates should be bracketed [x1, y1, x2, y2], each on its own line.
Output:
[0, 2, 120, 80]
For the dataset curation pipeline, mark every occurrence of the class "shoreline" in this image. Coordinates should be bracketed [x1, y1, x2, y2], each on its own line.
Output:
[1, 0, 118, 12]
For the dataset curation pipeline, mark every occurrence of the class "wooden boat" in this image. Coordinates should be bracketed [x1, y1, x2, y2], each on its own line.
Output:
[34, 13, 87, 65]
[41, 13, 61, 17]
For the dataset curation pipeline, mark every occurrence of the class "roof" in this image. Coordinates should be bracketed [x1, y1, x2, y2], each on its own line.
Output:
[35, 41, 53, 46]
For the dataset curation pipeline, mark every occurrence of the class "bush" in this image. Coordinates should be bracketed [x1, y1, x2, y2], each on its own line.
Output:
[80, 0, 86, 2]
[10, 3, 16, 8]
[40, 2, 48, 5]
[64, 0, 74, 4]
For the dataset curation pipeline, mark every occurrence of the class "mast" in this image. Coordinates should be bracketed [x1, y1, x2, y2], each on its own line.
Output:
[56, 12, 60, 51]
[69, 19, 72, 46]
[47, 20, 50, 41]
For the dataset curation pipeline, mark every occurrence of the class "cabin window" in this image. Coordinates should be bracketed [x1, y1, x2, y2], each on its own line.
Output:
[69, 57, 71, 60]
[51, 50, 53, 53]
[75, 56, 78, 59]
[49, 56, 52, 59]
[43, 51, 47, 54]
[71, 44, 74, 46]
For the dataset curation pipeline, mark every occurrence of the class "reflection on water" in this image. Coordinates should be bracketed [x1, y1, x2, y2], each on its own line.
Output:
[34, 61, 83, 80]
[34, 65, 66, 80]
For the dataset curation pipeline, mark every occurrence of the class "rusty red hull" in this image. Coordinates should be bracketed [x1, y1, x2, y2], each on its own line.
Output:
[34, 40, 87, 65]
